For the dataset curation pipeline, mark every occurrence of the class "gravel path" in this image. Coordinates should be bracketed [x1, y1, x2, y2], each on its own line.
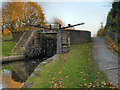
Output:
[92, 37, 119, 87]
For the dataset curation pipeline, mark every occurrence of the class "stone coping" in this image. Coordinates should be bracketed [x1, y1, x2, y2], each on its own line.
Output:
[22, 54, 57, 88]
[0, 55, 25, 64]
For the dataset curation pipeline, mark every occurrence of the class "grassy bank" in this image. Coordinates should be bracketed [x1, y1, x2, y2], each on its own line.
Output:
[0, 44, 1, 57]
[2, 35, 16, 56]
[2, 41, 16, 56]
[101, 35, 120, 56]
[26, 43, 109, 88]
[2, 35, 12, 41]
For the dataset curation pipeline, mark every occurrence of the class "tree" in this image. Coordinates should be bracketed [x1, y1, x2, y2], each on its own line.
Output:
[103, 1, 120, 34]
[97, 22, 104, 36]
[53, 17, 75, 30]
[2, 1, 46, 33]
[53, 17, 64, 28]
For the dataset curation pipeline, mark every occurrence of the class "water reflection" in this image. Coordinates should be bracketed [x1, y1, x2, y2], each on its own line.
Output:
[2, 69, 24, 88]
[1, 58, 43, 88]
[0, 70, 2, 89]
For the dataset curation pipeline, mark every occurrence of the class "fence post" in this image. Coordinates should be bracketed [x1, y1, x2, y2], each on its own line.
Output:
[50, 24, 52, 30]
[59, 24, 61, 29]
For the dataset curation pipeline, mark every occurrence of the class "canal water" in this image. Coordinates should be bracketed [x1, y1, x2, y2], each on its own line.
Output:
[0, 58, 44, 88]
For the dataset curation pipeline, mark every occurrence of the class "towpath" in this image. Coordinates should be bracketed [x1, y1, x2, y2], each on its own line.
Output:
[92, 37, 119, 87]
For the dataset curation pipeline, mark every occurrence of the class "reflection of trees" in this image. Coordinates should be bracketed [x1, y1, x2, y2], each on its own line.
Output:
[11, 70, 28, 83]
[11, 59, 42, 83]
[2, 71, 24, 88]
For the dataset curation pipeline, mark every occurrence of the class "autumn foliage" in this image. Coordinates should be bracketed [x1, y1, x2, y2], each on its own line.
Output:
[54, 17, 64, 27]
[3, 28, 12, 35]
[2, 1, 46, 33]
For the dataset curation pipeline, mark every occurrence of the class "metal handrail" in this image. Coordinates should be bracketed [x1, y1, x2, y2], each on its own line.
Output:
[12, 31, 26, 52]
[26, 22, 85, 30]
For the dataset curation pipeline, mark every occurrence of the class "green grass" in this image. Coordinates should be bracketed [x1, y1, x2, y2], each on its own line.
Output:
[2, 41, 16, 56]
[102, 35, 120, 48]
[2, 66, 13, 70]
[113, 48, 120, 55]
[26, 43, 108, 88]
[0, 43, 2, 57]
[1, 35, 16, 56]
[2, 35, 12, 41]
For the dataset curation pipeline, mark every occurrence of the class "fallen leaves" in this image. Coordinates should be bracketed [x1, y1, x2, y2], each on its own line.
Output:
[49, 80, 54, 84]
[63, 53, 68, 62]
[65, 76, 69, 78]
[49, 77, 64, 88]
[59, 71, 61, 74]
[83, 79, 86, 81]
[79, 84, 82, 87]
[89, 83, 92, 85]
[77, 80, 115, 88]
[49, 75, 51, 77]
[84, 82, 87, 86]
[101, 81, 105, 84]
[87, 85, 92, 88]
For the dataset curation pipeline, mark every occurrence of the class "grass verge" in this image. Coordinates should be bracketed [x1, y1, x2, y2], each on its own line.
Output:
[26, 43, 109, 88]
[2, 41, 16, 56]
[101, 35, 120, 56]
[1, 35, 16, 56]
[2, 35, 12, 41]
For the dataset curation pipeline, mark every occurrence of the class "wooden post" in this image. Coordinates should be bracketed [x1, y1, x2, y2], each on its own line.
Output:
[59, 24, 61, 29]
[50, 24, 52, 30]
[68, 24, 71, 27]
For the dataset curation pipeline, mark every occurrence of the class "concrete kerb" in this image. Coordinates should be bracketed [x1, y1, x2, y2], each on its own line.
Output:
[22, 54, 58, 88]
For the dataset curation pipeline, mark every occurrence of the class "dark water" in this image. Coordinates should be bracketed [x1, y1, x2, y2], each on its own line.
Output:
[1, 58, 44, 88]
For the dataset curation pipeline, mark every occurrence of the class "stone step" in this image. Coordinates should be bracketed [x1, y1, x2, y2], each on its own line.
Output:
[62, 39, 68, 42]
[62, 42, 68, 44]
[62, 45, 68, 48]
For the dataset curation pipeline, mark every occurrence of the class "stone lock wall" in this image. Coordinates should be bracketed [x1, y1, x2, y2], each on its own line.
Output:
[38, 32, 57, 57]
[12, 30, 91, 57]
[67, 30, 91, 45]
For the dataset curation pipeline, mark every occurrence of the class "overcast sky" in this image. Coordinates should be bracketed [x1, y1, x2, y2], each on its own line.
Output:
[0, 0, 114, 35]
[39, 2, 112, 35]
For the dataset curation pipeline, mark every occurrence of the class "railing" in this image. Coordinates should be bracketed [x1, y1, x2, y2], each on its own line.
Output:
[12, 31, 26, 52]
[23, 30, 37, 52]
[26, 23, 84, 31]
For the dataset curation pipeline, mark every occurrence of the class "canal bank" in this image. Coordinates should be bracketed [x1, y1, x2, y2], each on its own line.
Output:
[0, 55, 25, 64]
[23, 54, 57, 88]
[1, 54, 57, 89]
[22, 43, 110, 88]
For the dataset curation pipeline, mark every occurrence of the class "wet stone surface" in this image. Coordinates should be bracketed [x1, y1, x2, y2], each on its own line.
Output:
[41, 62, 48, 64]
[34, 68, 41, 72]
[22, 82, 33, 88]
